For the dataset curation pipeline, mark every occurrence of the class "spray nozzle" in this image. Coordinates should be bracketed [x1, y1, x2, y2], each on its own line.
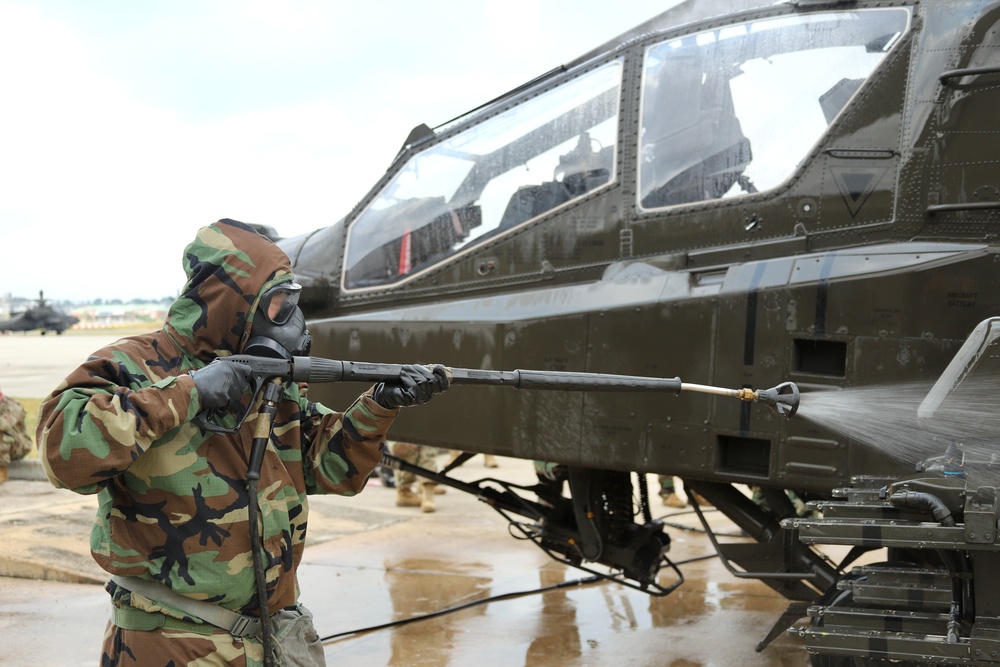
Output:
[749, 381, 800, 418]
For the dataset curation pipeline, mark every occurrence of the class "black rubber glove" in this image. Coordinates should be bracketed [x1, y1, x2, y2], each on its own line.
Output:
[373, 364, 451, 409]
[191, 359, 253, 409]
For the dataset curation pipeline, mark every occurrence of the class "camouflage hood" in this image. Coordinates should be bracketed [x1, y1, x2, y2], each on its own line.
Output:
[164, 219, 293, 361]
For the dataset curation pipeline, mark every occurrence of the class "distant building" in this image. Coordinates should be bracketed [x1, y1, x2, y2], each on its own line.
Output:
[70, 302, 169, 329]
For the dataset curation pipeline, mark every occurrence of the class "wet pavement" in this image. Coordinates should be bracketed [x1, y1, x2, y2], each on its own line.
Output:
[302, 469, 813, 667]
[0, 461, 812, 666]
[0, 331, 813, 666]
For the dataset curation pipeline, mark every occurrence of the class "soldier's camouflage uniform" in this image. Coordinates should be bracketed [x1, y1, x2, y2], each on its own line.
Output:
[389, 441, 439, 485]
[0, 393, 33, 468]
[37, 219, 398, 666]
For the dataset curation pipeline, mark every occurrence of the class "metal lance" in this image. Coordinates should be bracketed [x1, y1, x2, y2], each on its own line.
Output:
[195, 355, 801, 433]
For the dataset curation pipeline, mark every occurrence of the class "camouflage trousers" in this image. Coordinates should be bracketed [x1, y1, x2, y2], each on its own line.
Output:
[389, 441, 438, 486]
[101, 603, 325, 666]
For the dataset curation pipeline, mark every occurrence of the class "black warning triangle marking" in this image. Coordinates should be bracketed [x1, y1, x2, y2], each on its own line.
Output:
[830, 166, 888, 217]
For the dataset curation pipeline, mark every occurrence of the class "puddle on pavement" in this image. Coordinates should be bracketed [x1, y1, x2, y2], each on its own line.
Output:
[318, 551, 810, 666]
[295, 492, 814, 665]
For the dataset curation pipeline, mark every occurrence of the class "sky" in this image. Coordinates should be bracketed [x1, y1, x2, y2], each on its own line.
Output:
[0, 1, 668, 303]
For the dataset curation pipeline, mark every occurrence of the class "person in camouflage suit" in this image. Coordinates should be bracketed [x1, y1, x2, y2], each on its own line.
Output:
[388, 441, 441, 512]
[0, 389, 33, 483]
[37, 219, 449, 667]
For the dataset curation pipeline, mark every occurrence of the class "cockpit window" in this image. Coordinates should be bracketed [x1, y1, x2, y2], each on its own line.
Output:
[638, 8, 909, 210]
[344, 60, 623, 291]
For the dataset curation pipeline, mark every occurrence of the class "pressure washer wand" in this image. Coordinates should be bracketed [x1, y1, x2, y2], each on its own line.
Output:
[445, 368, 800, 417]
[194, 355, 801, 433]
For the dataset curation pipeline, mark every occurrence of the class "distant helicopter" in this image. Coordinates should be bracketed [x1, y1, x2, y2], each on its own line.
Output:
[263, 1, 1000, 664]
[0, 291, 79, 335]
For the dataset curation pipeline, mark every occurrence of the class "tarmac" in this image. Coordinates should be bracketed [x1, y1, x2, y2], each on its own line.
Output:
[0, 331, 813, 666]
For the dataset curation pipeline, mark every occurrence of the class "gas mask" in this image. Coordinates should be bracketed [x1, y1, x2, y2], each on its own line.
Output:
[243, 282, 312, 359]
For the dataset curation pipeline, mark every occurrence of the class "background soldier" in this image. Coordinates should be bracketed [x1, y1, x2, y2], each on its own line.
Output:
[0, 388, 33, 483]
[390, 441, 443, 513]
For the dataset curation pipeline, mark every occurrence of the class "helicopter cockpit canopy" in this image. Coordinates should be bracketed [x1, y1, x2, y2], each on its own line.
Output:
[343, 60, 623, 291]
[342, 7, 910, 292]
[639, 8, 910, 209]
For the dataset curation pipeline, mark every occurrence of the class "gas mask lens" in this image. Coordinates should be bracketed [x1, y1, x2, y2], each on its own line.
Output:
[260, 282, 302, 325]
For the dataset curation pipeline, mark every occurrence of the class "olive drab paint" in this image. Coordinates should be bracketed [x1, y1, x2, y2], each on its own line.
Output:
[278, 2, 1000, 664]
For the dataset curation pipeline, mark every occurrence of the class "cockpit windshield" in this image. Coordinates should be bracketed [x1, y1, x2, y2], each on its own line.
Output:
[638, 8, 910, 209]
[342, 9, 910, 291]
[344, 60, 623, 291]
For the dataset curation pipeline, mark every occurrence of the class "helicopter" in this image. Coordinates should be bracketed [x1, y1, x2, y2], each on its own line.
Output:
[265, 1, 1000, 664]
[0, 291, 79, 335]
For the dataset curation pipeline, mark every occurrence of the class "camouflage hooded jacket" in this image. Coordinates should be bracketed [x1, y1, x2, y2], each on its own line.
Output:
[37, 219, 398, 618]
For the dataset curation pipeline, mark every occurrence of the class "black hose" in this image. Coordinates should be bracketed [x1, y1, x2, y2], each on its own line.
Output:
[638, 474, 653, 524]
[888, 491, 956, 526]
[248, 478, 276, 666]
[320, 575, 603, 643]
[247, 380, 283, 667]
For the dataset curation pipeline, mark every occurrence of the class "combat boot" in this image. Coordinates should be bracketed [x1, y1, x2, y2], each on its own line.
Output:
[420, 483, 437, 513]
[396, 484, 422, 508]
[661, 492, 685, 508]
